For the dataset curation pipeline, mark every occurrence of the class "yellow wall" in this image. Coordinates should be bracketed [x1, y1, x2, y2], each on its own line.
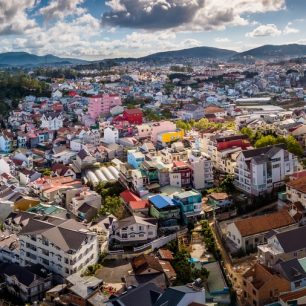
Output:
[161, 130, 184, 143]
[14, 198, 40, 211]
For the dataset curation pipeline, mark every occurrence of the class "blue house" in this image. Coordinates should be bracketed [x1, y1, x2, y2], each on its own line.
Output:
[173, 190, 203, 224]
[127, 150, 145, 169]
[149, 194, 180, 230]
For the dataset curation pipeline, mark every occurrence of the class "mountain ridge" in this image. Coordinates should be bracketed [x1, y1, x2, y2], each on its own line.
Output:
[1, 44, 306, 67]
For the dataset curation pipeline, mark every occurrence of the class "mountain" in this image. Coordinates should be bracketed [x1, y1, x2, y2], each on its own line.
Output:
[232, 44, 306, 61]
[0, 52, 88, 67]
[140, 46, 238, 60]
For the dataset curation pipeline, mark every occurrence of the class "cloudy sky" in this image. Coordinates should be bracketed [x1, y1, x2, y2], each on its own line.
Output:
[0, 0, 306, 59]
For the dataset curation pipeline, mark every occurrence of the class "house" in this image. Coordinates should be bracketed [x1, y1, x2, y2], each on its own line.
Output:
[0, 131, 14, 153]
[122, 108, 143, 124]
[153, 284, 206, 306]
[109, 215, 157, 246]
[242, 263, 290, 306]
[188, 150, 214, 189]
[278, 287, 306, 306]
[149, 194, 180, 230]
[19, 218, 99, 277]
[150, 121, 177, 143]
[74, 148, 97, 170]
[103, 126, 119, 144]
[204, 105, 227, 117]
[276, 257, 306, 291]
[208, 192, 232, 208]
[0, 263, 53, 303]
[19, 169, 41, 185]
[226, 210, 296, 252]
[170, 161, 192, 188]
[286, 176, 306, 220]
[180, 104, 205, 120]
[234, 144, 298, 196]
[107, 283, 162, 306]
[125, 254, 168, 290]
[157, 129, 184, 147]
[173, 190, 203, 223]
[40, 113, 63, 130]
[68, 189, 101, 222]
[120, 190, 149, 214]
[127, 150, 145, 169]
[88, 94, 122, 120]
[258, 226, 306, 267]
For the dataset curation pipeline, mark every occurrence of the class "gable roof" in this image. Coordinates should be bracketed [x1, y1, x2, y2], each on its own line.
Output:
[131, 254, 164, 275]
[233, 210, 295, 237]
[276, 226, 306, 253]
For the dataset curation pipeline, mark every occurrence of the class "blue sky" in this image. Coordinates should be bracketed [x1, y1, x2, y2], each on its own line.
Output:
[0, 0, 306, 59]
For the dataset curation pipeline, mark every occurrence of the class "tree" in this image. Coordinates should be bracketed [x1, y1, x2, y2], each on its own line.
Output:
[41, 168, 52, 176]
[176, 120, 191, 131]
[99, 196, 122, 217]
[240, 127, 254, 139]
[254, 135, 278, 148]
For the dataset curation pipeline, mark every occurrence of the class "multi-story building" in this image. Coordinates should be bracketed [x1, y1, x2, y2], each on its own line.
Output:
[173, 190, 202, 223]
[88, 94, 122, 120]
[127, 150, 145, 169]
[109, 215, 157, 246]
[122, 108, 143, 125]
[188, 150, 213, 189]
[149, 194, 180, 230]
[207, 134, 251, 174]
[0, 131, 14, 153]
[234, 144, 298, 196]
[19, 218, 98, 277]
[170, 161, 192, 188]
[242, 263, 290, 306]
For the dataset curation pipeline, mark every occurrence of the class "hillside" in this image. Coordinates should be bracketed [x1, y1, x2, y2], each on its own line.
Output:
[140, 46, 238, 60]
[232, 44, 306, 61]
[0, 52, 88, 66]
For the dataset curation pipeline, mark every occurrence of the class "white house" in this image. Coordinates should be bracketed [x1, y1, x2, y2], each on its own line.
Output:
[40, 113, 63, 131]
[19, 218, 99, 277]
[234, 144, 298, 196]
[109, 215, 157, 246]
[103, 126, 119, 144]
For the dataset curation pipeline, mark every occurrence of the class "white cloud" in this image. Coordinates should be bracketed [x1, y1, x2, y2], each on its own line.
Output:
[0, 0, 38, 35]
[38, 0, 86, 21]
[214, 37, 230, 43]
[283, 22, 299, 35]
[246, 24, 282, 37]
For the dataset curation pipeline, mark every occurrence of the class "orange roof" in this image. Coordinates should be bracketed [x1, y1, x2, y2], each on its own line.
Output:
[129, 200, 149, 210]
[280, 287, 306, 302]
[287, 176, 306, 193]
[120, 190, 140, 203]
[234, 210, 295, 237]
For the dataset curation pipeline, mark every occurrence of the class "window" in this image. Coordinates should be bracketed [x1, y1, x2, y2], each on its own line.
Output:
[273, 164, 280, 169]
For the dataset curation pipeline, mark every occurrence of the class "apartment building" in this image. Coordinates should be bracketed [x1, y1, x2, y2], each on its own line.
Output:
[234, 144, 298, 196]
[19, 218, 98, 277]
[88, 94, 122, 120]
[188, 150, 214, 189]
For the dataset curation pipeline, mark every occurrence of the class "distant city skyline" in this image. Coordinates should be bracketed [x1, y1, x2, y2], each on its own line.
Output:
[0, 0, 306, 60]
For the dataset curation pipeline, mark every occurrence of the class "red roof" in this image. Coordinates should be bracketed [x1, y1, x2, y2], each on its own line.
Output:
[120, 190, 141, 203]
[173, 161, 187, 168]
[291, 170, 306, 180]
[129, 200, 149, 210]
[124, 108, 142, 115]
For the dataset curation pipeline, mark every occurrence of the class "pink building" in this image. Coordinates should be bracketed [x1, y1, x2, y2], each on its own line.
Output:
[150, 121, 177, 143]
[88, 94, 122, 120]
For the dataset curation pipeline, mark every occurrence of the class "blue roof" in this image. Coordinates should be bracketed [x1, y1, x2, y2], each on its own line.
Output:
[149, 194, 176, 209]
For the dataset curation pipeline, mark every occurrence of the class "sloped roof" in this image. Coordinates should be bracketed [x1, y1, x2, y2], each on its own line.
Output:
[234, 210, 295, 237]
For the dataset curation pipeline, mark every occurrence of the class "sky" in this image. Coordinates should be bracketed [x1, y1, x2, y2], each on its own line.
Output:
[0, 0, 306, 60]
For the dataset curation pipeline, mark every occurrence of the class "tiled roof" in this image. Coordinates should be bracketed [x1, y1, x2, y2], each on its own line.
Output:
[287, 176, 306, 193]
[234, 210, 295, 237]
